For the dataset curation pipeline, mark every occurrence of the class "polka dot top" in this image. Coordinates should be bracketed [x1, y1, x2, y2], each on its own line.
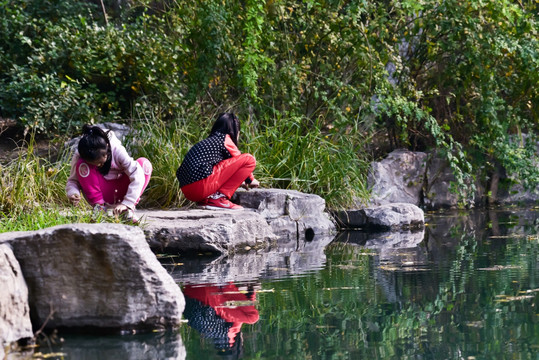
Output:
[183, 297, 233, 350]
[176, 132, 232, 187]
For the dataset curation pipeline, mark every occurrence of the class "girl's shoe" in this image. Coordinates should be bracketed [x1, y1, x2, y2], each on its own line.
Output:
[122, 209, 139, 223]
[203, 197, 243, 210]
[208, 191, 227, 199]
[92, 204, 107, 220]
[91, 203, 115, 222]
[196, 198, 210, 207]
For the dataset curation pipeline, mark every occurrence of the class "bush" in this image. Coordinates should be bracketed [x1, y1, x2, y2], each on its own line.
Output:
[0, 0, 536, 206]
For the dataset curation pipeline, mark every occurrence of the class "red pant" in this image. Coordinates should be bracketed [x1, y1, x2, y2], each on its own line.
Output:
[181, 153, 255, 202]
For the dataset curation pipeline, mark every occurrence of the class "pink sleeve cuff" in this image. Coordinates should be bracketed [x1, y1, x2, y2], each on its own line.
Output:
[224, 135, 242, 156]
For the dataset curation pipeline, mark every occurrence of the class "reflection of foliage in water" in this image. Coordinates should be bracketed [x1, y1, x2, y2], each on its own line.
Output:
[250, 214, 538, 359]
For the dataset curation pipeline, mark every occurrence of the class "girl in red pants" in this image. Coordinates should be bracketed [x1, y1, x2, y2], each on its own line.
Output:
[177, 112, 259, 210]
[66, 124, 152, 222]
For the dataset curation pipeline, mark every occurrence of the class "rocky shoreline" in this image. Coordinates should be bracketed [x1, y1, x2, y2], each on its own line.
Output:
[0, 188, 426, 356]
[2, 143, 537, 357]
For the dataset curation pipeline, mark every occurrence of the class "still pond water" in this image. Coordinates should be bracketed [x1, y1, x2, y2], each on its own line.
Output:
[37, 208, 538, 359]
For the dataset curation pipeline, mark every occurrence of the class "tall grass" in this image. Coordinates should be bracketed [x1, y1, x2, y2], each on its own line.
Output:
[247, 115, 371, 209]
[130, 111, 371, 210]
[0, 111, 372, 232]
[0, 135, 99, 232]
[0, 136, 69, 215]
[127, 109, 207, 209]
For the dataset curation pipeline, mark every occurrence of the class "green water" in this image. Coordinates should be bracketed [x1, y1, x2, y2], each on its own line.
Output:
[34, 209, 539, 359]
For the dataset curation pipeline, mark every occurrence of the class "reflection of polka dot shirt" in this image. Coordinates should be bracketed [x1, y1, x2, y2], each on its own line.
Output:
[183, 297, 232, 350]
[177, 132, 231, 187]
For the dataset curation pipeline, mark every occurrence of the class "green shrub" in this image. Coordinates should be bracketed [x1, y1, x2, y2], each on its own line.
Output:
[0, 0, 536, 207]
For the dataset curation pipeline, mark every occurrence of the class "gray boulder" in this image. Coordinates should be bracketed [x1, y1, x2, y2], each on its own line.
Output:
[0, 244, 33, 350]
[97, 122, 132, 143]
[367, 149, 427, 206]
[496, 135, 539, 205]
[233, 188, 337, 239]
[497, 182, 539, 205]
[65, 122, 133, 152]
[365, 149, 487, 209]
[424, 152, 484, 209]
[333, 203, 424, 231]
[362, 203, 424, 230]
[140, 208, 276, 254]
[1, 224, 184, 332]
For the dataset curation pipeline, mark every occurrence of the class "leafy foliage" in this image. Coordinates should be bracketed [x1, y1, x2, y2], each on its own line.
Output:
[0, 0, 537, 207]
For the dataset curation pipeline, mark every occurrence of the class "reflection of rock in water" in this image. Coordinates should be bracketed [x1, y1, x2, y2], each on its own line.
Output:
[51, 331, 186, 360]
[335, 229, 435, 305]
[171, 234, 335, 285]
[333, 209, 539, 306]
[366, 230, 433, 305]
[424, 209, 489, 263]
[334, 230, 425, 253]
[366, 230, 425, 247]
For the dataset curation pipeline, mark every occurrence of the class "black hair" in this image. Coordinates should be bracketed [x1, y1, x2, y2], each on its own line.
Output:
[78, 124, 112, 175]
[217, 331, 243, 359]
[210, 112, 240, 146]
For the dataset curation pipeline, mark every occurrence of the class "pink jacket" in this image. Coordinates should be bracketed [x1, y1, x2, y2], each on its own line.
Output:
[65, 131, 145, 209]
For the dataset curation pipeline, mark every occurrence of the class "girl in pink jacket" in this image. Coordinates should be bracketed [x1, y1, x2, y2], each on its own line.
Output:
[66, 124, 152, 222]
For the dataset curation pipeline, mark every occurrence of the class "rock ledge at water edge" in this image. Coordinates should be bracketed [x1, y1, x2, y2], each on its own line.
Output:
[141, 188, 338, 254]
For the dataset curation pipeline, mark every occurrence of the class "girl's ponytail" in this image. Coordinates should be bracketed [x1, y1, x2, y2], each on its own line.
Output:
[78, 125, 112, 175]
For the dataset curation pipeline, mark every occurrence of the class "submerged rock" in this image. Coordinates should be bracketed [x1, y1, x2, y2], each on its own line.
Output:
[53, 331, 186, 360]
[0, 224, 184, 332]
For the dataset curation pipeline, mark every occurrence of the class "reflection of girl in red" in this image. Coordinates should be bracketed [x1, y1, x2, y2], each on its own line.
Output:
[182, 282, 259, 355]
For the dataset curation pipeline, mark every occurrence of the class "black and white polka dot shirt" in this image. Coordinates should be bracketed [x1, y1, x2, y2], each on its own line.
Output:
[176, 132, 232, 187]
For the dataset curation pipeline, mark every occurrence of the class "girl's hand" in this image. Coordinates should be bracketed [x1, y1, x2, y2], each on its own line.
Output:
[112, 204, 128, 216]
[241, 178, 260, 189]
[69, 194, 81, 206]
[249, 178, 260, 188]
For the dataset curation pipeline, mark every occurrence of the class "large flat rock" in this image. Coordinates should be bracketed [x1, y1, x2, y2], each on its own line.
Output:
[140, 209, 276, 254]
[233, 188, 337, 239]
[141, 189, 337, 255]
